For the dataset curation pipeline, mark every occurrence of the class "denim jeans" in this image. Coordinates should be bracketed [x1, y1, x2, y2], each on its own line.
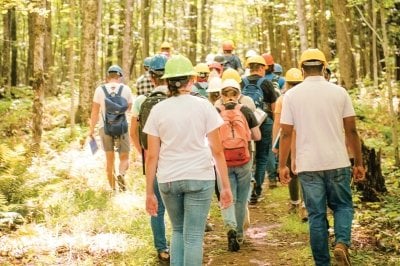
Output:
[299, 167, 353, 266]
[219, 159, 252, 239]
[158, 180, 214, 266]
[151, 178, 168, 253]
[254, 117, 276, 195]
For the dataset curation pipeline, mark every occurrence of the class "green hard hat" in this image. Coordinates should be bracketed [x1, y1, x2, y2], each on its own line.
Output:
[161, 54, 197, 79]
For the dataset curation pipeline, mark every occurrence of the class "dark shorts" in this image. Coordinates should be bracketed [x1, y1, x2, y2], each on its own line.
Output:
[99, 127, 130, 153]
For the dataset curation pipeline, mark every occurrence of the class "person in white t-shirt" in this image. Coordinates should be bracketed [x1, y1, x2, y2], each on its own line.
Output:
[279, 49, 365, 266]
[89, 65, 132, 192]
[144, 54, 233, 266]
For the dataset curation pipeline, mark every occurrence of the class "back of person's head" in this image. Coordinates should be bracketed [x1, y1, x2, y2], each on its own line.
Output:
[194, 63, 210, 81]
[299, 48, 327, 76]
[246, 55, 266, 72]
[208, 61, 223, 77]
[149, 54, 168, 86]
[245, 49, 258, 59]
[143, 57, 152, 71]
[273, 63, 283, 76]
[222, 40, 235, 53]
[162, 54, 197, 96]
[107, 65, 123, 80]
[261, 53, 274, 73]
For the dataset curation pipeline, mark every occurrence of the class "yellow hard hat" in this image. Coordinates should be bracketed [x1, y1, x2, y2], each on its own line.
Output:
[222, 68, 242, 83]
[161, 41, 172, 49]
[246, 55, 266, 67]
[299, 48, 327, 67]
[285, 68, 303, 83]
[194, 63, 210, 73]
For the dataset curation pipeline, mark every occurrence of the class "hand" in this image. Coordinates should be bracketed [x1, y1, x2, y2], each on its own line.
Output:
[88, 128, 94, 138]
[290, 160, 297, 175]
[279, 166, 291, 185]
[353, 165, 366, 183]
[272, 147, 278, 154]
[219, 187, 233, 209]
[146, 193, 158, 217]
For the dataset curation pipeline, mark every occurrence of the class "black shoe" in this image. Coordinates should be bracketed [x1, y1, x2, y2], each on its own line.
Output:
[227, 229, 240, 252]
[116, 175, 126, 191]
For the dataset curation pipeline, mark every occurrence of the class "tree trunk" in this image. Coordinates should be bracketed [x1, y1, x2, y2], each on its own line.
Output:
[76, 0, 99, 125]
[371, 0, 378, 88]
[332, 0, 357, 89]
[357, 143, 387, 202]
[199, 0, 208, 62]
[267, 5, 276, 56]
[10, 8, 17, 88]
[141, 0, 150, 58]
[31, 0, 46, 155]
[122, 0, 133, 83]
[1, 11, 11, 98]
[44, 0, 54, 96]
[188, 0, 198, 63]
[318, 0, 331, 61]
[296, 0, 308, 52]
[67, 0, 76, 135]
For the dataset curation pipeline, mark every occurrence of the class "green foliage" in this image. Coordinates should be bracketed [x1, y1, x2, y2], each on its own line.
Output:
[0, 97, 32, 139]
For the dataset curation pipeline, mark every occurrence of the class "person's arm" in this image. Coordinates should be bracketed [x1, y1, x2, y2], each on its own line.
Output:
[279, 123, 294, 184]
[207, 128, 233, 209]
[145, 134, 161, 216]
[290, 130, 297, 174]
[89, 102, 100, 137]
[343, 116, 365, 182]
[250, 126, 261, 141]
[272, 112, 281, 153]
[129, 117, 142, 154]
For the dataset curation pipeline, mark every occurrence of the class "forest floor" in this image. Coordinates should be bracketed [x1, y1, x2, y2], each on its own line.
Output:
[0, 137, 398, 265]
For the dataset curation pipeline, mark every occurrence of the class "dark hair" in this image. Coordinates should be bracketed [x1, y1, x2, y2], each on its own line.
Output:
[167, 76, 190, 97]
[249, 63, 264, 72]
[302, 63, 324, 75]
[107, 72, 121, 79]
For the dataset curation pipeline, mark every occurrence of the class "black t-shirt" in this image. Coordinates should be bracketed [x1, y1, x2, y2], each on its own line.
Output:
[242, 74, 277, 117]
[217, 102, 258, 129]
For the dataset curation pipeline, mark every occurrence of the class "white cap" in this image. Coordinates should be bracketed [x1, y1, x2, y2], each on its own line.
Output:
[207, 77, 222, 93]
[221, 78, 241, 92]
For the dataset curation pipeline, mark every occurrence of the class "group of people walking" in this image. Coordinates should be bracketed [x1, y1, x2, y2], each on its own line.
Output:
[89, 40, 365, 266]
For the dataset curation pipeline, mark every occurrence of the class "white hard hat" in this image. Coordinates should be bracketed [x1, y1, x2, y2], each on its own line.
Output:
[245, 49, 258, 58]
[221, 78, 241, 92]
[207, 77, 222, 93]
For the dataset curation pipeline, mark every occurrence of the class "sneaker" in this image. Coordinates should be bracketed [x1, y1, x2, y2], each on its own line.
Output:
[249, 194, 258, 205]
[227, 229, 240, 252]
[158, 250, 170, 262]
[116, 174, 126, 191]
[333, 243, 351, 266]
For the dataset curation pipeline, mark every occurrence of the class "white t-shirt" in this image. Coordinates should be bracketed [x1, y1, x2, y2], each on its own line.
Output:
[280, 76, 355, 172]
[132, 85, 169, 118]
[143, 94, 224, 183]
[93, 82, 133, 128]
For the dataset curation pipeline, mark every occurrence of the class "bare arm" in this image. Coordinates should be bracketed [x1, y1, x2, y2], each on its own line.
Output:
[145, 134, 161, 216]
[343, 116, 365, 182]
[272, 112, 281, 153]
[89, 102, 100, 137]
[250, 126, 261, 141]
[278, 123, 294, 184]
[129, 117, 142, 154]
[207, 128, 233, 209]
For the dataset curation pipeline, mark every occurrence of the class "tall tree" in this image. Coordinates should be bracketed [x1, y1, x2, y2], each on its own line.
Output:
[67, 0, 77, 135]
[44, 0, 54, 95]
[1, 10, 11, 97]
[31, 0, 47, 155]
[199, 0, 208, 61]
[10, 7, 17, 88]
[76, 0, 99, 124]
[122, 0, 133, 83]
[188, 0, 198, 63]
[296, 0, 308, 52]
[141, 0, 150, 59]
[318, 0, 331, 61]
[332, 0, 357, 89]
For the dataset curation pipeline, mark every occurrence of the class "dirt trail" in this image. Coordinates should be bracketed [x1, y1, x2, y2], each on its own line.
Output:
[203, 185, 313, 266]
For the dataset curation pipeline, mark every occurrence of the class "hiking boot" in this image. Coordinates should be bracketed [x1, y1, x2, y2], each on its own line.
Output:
[249, 194, 258, 205]
[268, 180, 278, 189]
[227, 229, 240, 252]
[205, 222, 213, 232]
[334, 243, 351, 266]
[116, 174, 126, 191]
[288, 203, 299, 214]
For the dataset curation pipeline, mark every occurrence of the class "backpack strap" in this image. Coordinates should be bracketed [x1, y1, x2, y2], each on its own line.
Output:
[256, 77, 266, 88]
[116, 84, 124, 96]
[242, 77, 249, 87]
[194, 82, 203, 90]
[101, 85, 111, 98]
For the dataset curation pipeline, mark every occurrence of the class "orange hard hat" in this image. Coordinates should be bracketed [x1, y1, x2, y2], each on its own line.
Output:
[262, 53, 274, 65]
[222, 40, 235, 51]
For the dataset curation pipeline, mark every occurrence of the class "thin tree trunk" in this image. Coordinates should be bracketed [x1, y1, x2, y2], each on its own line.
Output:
[141, 0, 150, 58]
[31, 0, 46, 155]
[319, 0, 331, 61]
[332, 0, 357, 89]
[1, 11, 11, 98]
[10, 8, 17, 88]
[44, 0, 54, 95]
[188, 0, 198, 63]
[200, 0, 208, 61]
[67, 0, 76, 135]
[267, 5, 276, 56]
[76, 0, 99, 125]
[296, 0, 308, 52]
[122, 0, 133, 83]
[372, 0, 378, 88]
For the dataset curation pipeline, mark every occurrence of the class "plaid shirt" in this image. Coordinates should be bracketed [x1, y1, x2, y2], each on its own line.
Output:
[136, 71, 154, 96]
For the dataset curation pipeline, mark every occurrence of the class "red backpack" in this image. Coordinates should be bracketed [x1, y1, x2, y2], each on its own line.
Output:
[218, 104, 251, 167]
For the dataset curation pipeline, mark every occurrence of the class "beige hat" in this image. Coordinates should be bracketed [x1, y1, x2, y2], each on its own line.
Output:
[221, 78, 241, 92]
[207, 77, 222, 93]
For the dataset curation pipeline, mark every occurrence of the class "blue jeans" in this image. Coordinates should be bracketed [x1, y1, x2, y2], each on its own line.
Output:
[219, 160, 252, 238]
[254, 117, 276, 195]
[159, 180, 214, 266]
[151, 178, 168, 253]
[299, 167, 354, 266]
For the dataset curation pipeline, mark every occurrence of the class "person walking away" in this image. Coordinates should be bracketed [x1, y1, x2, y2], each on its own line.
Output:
[241, 55, 278, 203]
[206, 77, 223, 105]
[243, 49, 258, 77]
[273, 63, 286, 88]
[192, 63, 210, 97]
[279, 48, 365, 266]
[130, 54, 170, 262]
[144, 54, 233, 266]
[221, 40, 243, 74]
[272, 68, 307, 221]
[262, 53, 285, 93]
[216, 79, 261, 251]
[89, 65, 132, 192]
[136, 57, 154, 96]
[160, 41, 172, 58]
